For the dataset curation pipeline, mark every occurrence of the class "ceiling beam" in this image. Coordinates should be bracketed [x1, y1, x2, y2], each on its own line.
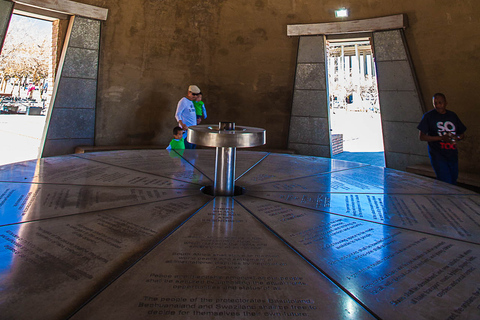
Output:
[13, 0, 108, 21]
[288, 14, 407, 36]
[13, 3, 69, 21]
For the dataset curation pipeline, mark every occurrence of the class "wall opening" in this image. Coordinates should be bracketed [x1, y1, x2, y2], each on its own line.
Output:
[0, 13, 53, 165]
[326, 37, 385, 167]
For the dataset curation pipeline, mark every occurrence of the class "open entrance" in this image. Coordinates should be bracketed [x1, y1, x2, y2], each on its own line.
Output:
[288, 16, 428, 171]
[326, 37, 385, 167]
[0, 14, 53, 165]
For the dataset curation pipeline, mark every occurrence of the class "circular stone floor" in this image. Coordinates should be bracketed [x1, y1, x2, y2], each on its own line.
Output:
[0, 149, 479, 319]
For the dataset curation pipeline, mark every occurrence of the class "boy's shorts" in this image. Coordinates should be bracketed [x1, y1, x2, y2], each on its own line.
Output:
[196, 115, 202, 120]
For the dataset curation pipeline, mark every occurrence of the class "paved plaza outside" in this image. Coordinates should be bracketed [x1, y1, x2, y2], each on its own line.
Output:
[331, 109, 386, 167]
[0, 81, 51, 165]
[0, 114, 46, 165]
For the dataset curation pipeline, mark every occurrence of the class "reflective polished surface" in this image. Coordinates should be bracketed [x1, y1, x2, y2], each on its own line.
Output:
[188, 124, 266, 148]
[0, 150, 479, 319]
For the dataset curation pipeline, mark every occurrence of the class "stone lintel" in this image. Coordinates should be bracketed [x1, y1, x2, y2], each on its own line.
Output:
[287, 14, 407, 36]
[13, 0, 108, 20]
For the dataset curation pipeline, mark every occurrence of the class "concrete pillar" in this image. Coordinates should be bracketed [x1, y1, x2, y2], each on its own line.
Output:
[288, 36, 330, 157]
[41, 16, 100, 157]
[0, 0, 13, 54]
[373, 30, 429, 170]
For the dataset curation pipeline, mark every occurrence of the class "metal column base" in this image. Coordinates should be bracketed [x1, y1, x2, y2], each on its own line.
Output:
[188, 122, 266, 196]
[214, 147, 236, 196]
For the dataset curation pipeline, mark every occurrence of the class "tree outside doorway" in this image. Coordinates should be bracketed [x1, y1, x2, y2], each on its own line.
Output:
[0, 14, 53, 165]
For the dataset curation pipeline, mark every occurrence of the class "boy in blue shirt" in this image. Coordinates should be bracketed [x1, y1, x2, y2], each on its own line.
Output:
[417, 93, 467, 184]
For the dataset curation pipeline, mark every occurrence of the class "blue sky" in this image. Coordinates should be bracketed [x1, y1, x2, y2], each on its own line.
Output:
[9, 14, 52, 40]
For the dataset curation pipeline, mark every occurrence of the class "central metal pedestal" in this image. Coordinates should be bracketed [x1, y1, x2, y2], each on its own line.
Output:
[215, 146, 236, 196]
[188, 122, 266, 196]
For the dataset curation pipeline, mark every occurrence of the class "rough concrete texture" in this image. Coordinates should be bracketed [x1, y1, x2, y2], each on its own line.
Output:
[74, 0, 479, 173]
[289, 116, 330, 145]
[0, 0, 13, 51]
[373, 30, 407, 61]
[92, 0, 296, 149]
[297, 35, 325, 63]
[378, 91, 423, 123]
[291, 90, 327, 118]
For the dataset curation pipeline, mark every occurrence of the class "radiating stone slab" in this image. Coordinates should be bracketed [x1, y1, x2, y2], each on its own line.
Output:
[0, 149, 478, 320]
[247, 165, 475, 194]
[0, 196, 210, 319]
[0, 156, 197, 188]
[173, 149, 269, 182]
[245, 191, 480, 243]
[70, 198, 376, 319]
[0, 182, 204, 226]
[74, 150, 211, 185]
[330, 166, 475, 195]
[237, 196, 480, 320]
[236, 153, 366, 186]
[246, 171, 385, 193]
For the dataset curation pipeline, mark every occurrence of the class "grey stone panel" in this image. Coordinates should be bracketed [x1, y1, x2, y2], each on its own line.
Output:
[0, 0, 13, 49]
[42, 14, 100, 158]
[291, 89, 328, 117]
[373, 30, 407, 62]
[288, 116, 329, 145]
[379, 90, 424, 122]
[42, 138, 94, 157]
[63, 47, 99, 79]
[239, 153, 361, 187]
[56, 78, 97, 109]
[69, 17, 101, 50]
[385, 151, 431, 172]
[373, 30, 427, 171]
[376, 60, 416, 91]
[294, 63, 326, 90]
[297, 35, 325, 63]
[382, 121, 427, 156]
[47, 108, 96, 140]
[288, 142, 330, 157]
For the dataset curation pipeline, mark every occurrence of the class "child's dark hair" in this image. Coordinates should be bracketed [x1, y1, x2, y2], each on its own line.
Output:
[433, 93, 446, 100]
[173, 126, 183, 135]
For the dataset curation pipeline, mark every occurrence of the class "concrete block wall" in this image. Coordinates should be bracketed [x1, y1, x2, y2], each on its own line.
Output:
[0, 0, 13, 53]
[373, 30, 429, 170]
[42, 16, 100, 157]
[288, 36, 330, 157]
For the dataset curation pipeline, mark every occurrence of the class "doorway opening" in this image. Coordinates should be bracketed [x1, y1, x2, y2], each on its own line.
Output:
[0, 14, 53, 165]
[326, 37, 385, 167]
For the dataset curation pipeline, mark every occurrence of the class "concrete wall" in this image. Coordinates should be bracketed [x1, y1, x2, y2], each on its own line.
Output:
[373, 29, 430, 170]
[42, 16, 100, 157]
[0, 0, 13, 53]
[76, 0, 479, 173]
[288, 36, 330, 157]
